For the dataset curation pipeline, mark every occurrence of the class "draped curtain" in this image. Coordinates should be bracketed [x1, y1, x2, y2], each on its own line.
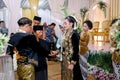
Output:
[110, 0, 120, 19]
[3, 0, 22, 34]
[38, 9, 51, 25]
[38, 0, 51, 24]
[47, 0, 64, 38]
[47, 0, 64, 21]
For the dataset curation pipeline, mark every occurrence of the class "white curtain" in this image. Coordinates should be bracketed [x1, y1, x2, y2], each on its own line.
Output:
[38, 9, 51, 25]
[68, 0, 89, 18]
[3, 0, 22, 35]
[38, 0, 51, 24]
[47, 0, 64, 22]
[47, 0, 64, 38]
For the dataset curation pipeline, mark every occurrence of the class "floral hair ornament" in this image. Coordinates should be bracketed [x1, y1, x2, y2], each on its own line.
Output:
[70, 15, 82, 33]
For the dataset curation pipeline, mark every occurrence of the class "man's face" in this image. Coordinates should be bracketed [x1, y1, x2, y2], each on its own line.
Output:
[34, 30, 43, 39]
[33, 20, 41, 26]
[51, 25, 55, 29]
[0, 22, 5, 28]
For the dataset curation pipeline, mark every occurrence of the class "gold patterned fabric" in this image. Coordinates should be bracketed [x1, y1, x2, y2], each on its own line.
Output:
[61, 55, 73, 80]
[17, 63, 35, 80]
[62, 29, 73, 64]
[79, 31, 90, 55]
[61, 29, 73, 80]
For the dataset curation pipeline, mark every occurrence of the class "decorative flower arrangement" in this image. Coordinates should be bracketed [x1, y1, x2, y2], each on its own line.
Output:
[88, 50, 113, 73]
[80, 7, 88, 22]
[97, 1, 107, 18]
[0, 33, 9, 55]
[61, 5, 69, 18]
[89, 66, 114, 80]
[76, 23, 82, 33]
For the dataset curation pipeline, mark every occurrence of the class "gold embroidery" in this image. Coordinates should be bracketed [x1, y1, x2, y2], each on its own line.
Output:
[28, 59, 38, 66]
[62, 29, 73, 64]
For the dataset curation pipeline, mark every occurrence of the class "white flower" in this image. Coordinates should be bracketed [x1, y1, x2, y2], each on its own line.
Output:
[0, 33, 9, 54]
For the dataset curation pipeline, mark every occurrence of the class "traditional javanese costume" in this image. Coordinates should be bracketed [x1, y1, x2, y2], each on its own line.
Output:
[7, 30, 50, 80]
[79, 30, 90, 80]
[110, 26, 120, 80]
[62, 29, 83, 80]
[33, 25, 50, 80]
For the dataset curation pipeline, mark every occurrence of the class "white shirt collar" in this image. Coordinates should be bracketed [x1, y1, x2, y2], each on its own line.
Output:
[17, 29, 26, 33]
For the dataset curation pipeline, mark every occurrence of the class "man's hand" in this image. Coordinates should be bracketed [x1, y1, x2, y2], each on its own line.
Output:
[51, 30, 55, 35]
[49, 50, 59, 56]
[68, 64, 74, 71]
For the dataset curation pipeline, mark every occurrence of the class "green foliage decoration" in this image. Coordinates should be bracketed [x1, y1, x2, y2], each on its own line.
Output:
[97, 1, 107, 18]
[60, 5, 82, 33]
[88, 50, 113, 73]
[80, 7, 88, 23]
[0, 33, 9, 54]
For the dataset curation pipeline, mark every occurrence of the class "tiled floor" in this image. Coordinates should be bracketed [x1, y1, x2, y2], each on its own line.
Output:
[48, 61, 61, 80]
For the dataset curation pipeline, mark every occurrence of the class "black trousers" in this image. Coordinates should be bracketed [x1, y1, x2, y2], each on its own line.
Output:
[73, 61, 84, 80]
[35, 69, 48, 80]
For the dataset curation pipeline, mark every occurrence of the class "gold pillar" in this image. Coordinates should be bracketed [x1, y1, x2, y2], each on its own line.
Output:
[29, 0, 39, 19]
[22, 0, 39, 20]
[115, 0, 118, 17]
[119, 0, 120, 17]
[22, 9, 31, 19]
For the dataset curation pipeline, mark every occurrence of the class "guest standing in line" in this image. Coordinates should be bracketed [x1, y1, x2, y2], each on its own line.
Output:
[33, 25, 51, 80]
[46, 23, 58, 61]
[32, 16, 46, 40]
[33, 16, 41, 26]
[0, 21, 8, 35]
[46, 23, 58, 50]
[79, 20, 93, 80]
[56, 24, 65, 61]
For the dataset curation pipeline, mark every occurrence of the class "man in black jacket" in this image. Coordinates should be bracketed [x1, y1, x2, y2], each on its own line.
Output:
[7, 17, 57, 80]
